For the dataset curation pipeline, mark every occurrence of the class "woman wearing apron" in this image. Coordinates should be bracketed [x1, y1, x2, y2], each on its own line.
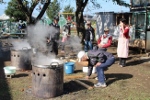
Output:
[117, 18, 130, 67]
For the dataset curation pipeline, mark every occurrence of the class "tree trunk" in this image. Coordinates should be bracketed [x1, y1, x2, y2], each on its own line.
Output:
[75, 11, 85, 44]
[75, 0, 88, 44]
[26, 15, 34, 25]
[35, 1, 50, 23]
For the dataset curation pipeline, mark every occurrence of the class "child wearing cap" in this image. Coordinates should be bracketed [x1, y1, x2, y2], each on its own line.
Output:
[61, 25, 70, 52]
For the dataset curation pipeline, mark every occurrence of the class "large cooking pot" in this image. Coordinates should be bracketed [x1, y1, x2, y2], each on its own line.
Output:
[11, 47, 32, 70]
[32, 59, 64, 99]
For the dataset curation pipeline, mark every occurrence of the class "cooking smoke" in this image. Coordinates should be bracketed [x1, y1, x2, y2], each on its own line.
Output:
[27, 22, 60, 64]
[27, 21, 59, 53]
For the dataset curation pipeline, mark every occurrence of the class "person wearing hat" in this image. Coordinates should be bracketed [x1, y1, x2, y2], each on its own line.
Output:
[97, 27, 112, 51]
[77, 48, 115, 87]
[84, 21, 95, 52]
[47, 16, 60, 56]
[50, 16, 60, 29]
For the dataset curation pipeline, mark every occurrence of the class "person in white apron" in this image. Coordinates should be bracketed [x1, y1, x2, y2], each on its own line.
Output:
[117, 18, 130, 67]
[97, 27, 112, 51]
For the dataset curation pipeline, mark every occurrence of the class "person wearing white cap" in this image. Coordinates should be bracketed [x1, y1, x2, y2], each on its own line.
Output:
[77, 48, 115, 87]
[97, 27, 112, 51]
[77, 51, 86, 62]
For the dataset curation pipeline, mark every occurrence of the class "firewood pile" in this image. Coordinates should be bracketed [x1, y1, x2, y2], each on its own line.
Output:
[129, 39, 145, 49]
[112, 39, 118, 47]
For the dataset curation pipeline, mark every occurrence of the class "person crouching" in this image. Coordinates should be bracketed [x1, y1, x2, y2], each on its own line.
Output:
[77, 49, 115, 87]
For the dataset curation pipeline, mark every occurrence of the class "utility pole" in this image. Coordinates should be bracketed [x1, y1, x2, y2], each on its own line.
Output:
[144, 1, 148, 52]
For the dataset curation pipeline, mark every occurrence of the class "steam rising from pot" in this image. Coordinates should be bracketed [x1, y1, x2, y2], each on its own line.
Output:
[32, 52, 64, 65]
[69, 35, 82, 52]
[10, 39, 31, 50]
[27, 22, 59, 53]
[9, 21, 83, 67]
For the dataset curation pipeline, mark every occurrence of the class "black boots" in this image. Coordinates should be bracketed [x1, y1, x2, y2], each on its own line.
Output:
[119, 58, 126, 67]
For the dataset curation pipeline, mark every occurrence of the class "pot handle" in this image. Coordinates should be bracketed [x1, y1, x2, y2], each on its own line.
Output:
[50, 62, 59, 68]
[22, 47, 28, 50]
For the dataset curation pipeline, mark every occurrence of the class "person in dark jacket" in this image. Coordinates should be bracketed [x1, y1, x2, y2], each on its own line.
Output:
[77, 48, 115, 87]
[84, 21, 95, 52]
[47, 16, 60, 56]
[66, 21, 71, 35]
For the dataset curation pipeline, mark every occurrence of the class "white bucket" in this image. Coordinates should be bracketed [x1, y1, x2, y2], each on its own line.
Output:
[82, 66, 96, 74]
[3, 66, 16, 75]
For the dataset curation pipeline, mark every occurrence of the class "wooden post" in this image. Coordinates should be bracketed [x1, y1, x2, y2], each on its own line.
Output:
[145, 6, 148, 52]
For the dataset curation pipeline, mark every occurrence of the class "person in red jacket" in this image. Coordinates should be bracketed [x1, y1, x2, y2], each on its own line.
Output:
[117, 18, 130, 67]
[97, 27, 112, 51]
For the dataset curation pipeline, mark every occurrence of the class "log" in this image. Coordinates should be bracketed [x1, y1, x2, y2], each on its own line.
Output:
[74, 80, 93, 90]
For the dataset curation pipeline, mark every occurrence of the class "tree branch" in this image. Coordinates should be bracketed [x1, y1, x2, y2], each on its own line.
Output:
[30, 0, 39, 14]
[36, 1, 51, 21]
[16, 0, 30, 16]
[112, 0, 130, 7]
[82, 0, 88, 10]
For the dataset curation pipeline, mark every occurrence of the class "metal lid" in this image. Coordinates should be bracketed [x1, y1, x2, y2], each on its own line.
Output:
[33, 59, 64, 69]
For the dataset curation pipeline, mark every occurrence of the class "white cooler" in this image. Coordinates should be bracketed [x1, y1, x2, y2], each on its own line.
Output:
[82, 66, 96, 74]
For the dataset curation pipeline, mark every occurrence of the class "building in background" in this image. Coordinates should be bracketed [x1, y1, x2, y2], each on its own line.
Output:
[130, 0, 150, 51]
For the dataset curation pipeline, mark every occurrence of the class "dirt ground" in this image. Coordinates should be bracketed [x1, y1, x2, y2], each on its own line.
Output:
[0, 41, 150, 100]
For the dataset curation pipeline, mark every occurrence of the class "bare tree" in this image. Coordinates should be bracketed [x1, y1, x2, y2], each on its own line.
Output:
[16, 0, 51, 24]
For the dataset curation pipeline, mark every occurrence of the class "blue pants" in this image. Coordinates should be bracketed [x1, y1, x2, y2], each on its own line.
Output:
[96, 57, 115, 83]
[84, 41, 93, 52]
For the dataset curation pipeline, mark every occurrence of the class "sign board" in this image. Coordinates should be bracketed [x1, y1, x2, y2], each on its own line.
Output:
[131, 0, 150, 7]
[131, 0, 150, 11]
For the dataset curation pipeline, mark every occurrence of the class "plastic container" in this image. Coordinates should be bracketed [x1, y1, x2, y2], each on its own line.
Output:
[82, 66, 96, 74]
[64, 62, 75, 74]
[3, 66, 16, 75]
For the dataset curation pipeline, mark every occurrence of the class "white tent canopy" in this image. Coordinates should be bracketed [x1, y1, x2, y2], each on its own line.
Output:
[0, 14, 10, 20]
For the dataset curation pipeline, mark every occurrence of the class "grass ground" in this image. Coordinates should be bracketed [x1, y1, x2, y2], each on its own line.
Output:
[0, 45, 150, 100]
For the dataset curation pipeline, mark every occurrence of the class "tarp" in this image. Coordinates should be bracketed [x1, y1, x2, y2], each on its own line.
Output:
[95, 12, 135, 40]
[58, 16, 67, 28]
[0, 14, 10, 20]
[95, 12, 115, 40]
[44, 18, 52, 25]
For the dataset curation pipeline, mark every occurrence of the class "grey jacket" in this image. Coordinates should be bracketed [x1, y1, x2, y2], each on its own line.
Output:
[87, 49, 114, 66]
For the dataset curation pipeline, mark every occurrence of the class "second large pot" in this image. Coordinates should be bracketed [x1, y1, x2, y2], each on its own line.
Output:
[11, 48, 32, 70]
